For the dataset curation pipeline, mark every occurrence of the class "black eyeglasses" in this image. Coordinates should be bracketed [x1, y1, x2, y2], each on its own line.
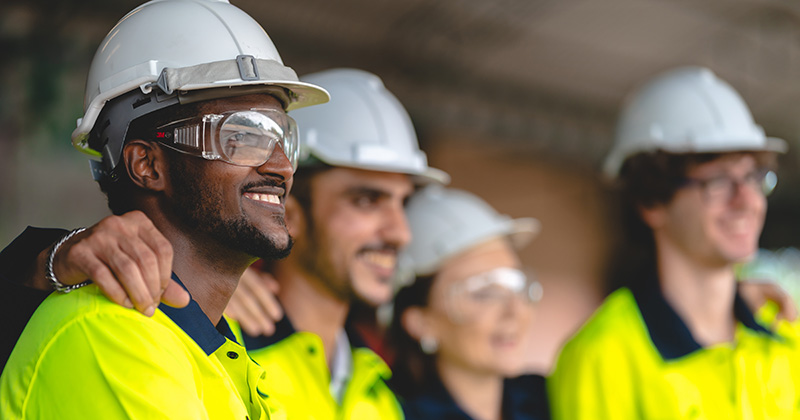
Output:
[678, 168, 777, 202]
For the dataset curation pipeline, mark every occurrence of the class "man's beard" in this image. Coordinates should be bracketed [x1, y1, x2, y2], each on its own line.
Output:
[169, 158, 293, 261]
[294, 207, 395, 306]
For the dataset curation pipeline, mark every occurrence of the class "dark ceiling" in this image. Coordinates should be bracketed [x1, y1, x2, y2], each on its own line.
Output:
[3, 0, 800, 245]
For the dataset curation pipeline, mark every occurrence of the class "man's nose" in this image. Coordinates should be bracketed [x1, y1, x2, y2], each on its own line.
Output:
[256, 146, 294, 182]
[381, 204, 412, 248]
[727, 177, 764, 208]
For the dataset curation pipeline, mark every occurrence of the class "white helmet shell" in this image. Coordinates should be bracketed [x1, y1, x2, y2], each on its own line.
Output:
[603, 66, 787, 178]
[400, 185, 540, 277]
[74, 0, 329, 156]
[291, 68, 449, 185]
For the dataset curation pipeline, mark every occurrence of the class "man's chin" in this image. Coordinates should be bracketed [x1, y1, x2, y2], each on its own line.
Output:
[717, 248, 758, 266]
[260, 234, 293, 260]
[219, 222, 293, 262]
[354, 285, 393, 308]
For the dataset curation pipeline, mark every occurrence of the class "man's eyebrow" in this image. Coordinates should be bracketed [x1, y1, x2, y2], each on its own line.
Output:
[342, 186, 392, 198]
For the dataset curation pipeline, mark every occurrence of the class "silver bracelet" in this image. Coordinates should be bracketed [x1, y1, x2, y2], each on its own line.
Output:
[47, 227, 92, 293]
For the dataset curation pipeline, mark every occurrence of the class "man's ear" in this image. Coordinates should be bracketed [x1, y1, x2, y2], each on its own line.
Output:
[123, 140, 166, 192]
[639, 203, 666, 230]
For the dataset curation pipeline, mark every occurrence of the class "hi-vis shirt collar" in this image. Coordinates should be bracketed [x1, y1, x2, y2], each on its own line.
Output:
[631, 278, 774, 360]
[159, 273, 238, 355]
[239, 303, 370, 350]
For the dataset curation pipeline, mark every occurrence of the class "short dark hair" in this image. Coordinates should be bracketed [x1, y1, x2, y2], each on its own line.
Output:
[283, 162, 335, 235]
[288, 163, 332, 212]
[93, 100, 202, 215]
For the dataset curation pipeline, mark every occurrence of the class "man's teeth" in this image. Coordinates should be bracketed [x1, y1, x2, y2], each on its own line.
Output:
[362, 252, 396, 269]
[247, 193, 280, 204]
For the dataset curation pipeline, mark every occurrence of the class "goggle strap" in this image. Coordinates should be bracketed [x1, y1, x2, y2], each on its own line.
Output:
[172, 124, 201, 149]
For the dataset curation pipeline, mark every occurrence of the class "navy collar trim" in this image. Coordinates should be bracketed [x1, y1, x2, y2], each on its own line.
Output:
[733, 289, 774, 335]
[631, 278, 775, 360]
[158, 273, 237, 356]
[401, 374, 549, 420]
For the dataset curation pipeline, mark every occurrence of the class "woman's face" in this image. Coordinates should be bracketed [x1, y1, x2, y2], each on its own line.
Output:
[423, 237, 538, 377]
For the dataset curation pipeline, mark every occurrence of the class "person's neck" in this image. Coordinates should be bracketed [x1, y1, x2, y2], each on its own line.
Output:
[272, 261, 350, 366]
[656, 242, 738, 346]
[153, 214, 255, 326]
[437, 360, 504, 420]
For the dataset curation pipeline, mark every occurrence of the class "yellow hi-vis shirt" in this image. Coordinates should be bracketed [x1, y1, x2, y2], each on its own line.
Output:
[1, 277, 285, 420]
[548, 283, 800, 420]
[231, 315, 404, 420]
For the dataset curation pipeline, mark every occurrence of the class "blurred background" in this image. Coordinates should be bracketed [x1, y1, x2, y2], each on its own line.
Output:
[3, 0, 800, 373]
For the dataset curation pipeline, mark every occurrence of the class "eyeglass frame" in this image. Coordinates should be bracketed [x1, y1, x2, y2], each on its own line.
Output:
[151, 108, 299, 171]
[676, 167, 777, 202]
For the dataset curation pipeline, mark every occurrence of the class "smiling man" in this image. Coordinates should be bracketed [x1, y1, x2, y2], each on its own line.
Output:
[0, 0, 328, 418]
[0, 68, 445, 419]
[228, 68, 448, 419]
[548, 67, 800, 419]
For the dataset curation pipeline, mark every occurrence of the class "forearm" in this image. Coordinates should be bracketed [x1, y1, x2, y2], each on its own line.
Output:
[1, 213, 189, 315]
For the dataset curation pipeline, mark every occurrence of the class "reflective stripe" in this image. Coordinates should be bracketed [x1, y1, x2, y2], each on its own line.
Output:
[157, 58, 299, 94]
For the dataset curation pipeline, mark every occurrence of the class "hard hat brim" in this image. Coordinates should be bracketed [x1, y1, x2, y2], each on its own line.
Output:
[507, 217, 542, 250]
[412, 216, 541, 277]
[72, 58, 330, 156]
[412, 167, 451, 186]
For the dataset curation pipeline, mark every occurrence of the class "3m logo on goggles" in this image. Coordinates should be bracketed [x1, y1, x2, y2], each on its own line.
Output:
[155, 109, 299, 170]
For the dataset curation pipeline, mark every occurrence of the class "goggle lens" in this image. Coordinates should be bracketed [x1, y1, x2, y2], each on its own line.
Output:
[157, 109, 298, 171]
[216, 110, 297, 169]
[446, 267, 542, 323]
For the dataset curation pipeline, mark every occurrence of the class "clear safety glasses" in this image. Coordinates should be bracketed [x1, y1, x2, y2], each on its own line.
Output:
[446, 267, 543, 324]
[153, 109, 299, 171]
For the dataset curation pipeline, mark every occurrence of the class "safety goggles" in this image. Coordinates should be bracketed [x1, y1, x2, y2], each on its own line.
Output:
[446, 267, 543, 323]
[153, 108, 299, 171]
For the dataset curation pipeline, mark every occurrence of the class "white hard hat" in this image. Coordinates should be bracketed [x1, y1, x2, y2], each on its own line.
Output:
[74, 0, 329, 161]
[291, 68, 449, 185]
[400, 185, 540, 277]
[603, 66, 787, 178]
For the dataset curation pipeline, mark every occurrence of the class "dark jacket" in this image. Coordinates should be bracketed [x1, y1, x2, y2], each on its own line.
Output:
[0, 227, 67, 372]
[401, 374, 550, 420]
